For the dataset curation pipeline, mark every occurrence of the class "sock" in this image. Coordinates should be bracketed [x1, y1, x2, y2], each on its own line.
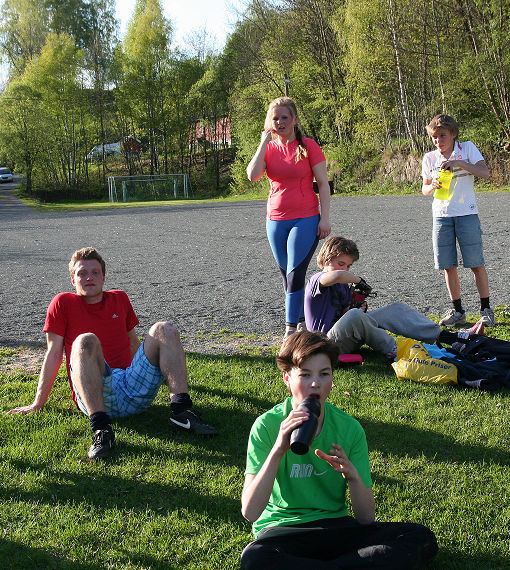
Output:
[89, 411, 112, 432]
[480, 297, 490, 311]
[437, 330, 461, 344]
[452, 299, 463, 313]
[171, 392, 192, 415]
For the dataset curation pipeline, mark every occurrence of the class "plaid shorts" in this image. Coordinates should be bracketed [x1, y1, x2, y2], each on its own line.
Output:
[72, 342, 163, 418]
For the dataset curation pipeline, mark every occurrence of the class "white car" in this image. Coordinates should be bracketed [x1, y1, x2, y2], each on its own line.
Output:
[0, 167, 13, 183]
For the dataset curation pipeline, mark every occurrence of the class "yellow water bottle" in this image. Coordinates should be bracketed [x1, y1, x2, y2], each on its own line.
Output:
[434, 168, 454, 200]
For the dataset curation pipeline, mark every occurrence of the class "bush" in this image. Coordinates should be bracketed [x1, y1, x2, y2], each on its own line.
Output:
[26, 183, 108, 203]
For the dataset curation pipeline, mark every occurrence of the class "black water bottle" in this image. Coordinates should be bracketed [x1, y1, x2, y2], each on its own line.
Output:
[290, 397, 321, 455]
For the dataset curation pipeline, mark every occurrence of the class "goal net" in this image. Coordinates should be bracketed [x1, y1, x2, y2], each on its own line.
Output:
[108, 174, 192, 202]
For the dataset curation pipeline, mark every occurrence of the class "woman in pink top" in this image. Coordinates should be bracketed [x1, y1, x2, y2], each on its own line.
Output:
[247, 97, 331, 339]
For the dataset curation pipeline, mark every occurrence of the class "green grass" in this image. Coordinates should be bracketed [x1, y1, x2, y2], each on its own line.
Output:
[1, 314, 509, 568]
[16, 185, 510, 212]
[0, 347, 18, 360]
[16, 191, 269, 213]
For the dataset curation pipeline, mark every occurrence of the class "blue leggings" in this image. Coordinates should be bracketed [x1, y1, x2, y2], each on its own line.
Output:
[266, 215, 319, 326]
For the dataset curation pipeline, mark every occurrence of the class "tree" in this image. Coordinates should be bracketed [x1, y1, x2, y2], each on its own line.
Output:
[0, 0, 49, 76]
[187, 54, 232, 193]
[279, 0, 346, 139]
[454, 0, 510, 138]
[19, 33, 85, 191]
[83, 0, 118, 184]
[116, 0, 172, 174]
[165, 54, 206, 174]
[0, 80, 42, 192]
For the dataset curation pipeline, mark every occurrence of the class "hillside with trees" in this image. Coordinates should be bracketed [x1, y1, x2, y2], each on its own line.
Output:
[1, 0, 509, 201]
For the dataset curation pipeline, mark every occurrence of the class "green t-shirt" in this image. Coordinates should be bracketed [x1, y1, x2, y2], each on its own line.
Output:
[245, 397, 372, 537]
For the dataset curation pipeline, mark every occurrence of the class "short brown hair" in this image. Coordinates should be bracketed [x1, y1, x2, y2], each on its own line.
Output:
[426, 114, 459, 138]
[276, 331, 339, 372]
[316, 236, 359, 269]
[69, 247, 106, 279]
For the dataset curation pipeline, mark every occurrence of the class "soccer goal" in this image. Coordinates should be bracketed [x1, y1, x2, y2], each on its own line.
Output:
[108, 174, 192, 202]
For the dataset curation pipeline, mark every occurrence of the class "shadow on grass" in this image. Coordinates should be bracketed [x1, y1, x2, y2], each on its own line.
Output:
[0, 536, 199, 570]
[433, 547, 509, 570]
[1, 454, 243, 524]
[119, 401, 260, 468]
[121, 351, 283, 457]
[361, 418, 509, 467]
[1, 351, 275, 524]
[0, 538, 102, 569]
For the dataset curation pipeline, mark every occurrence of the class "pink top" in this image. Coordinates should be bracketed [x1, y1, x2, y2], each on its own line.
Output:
[264, 137, 326, 220]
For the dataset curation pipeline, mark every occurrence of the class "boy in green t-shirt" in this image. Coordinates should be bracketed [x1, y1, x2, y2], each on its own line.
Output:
[241, 331, 438, 568]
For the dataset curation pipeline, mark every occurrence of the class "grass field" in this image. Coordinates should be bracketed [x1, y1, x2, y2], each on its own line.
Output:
[16, 185, 510, 213]
[0, 311, 509, 569]
[15, 190, 270, 213]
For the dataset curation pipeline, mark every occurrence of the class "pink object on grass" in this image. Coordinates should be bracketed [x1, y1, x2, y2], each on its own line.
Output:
[338, 354, 363, 366]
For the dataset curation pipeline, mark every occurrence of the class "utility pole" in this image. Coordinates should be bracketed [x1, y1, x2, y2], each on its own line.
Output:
[284, 73, 290, 96]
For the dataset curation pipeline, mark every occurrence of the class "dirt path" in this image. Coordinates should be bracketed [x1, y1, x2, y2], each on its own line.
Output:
[1, 187, 508, 364]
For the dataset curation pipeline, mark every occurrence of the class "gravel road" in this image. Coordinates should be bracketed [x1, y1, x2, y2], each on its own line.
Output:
[1, 180, 508, 352]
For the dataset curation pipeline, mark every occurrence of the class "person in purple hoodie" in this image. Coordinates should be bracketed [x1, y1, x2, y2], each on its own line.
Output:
[304, 236, 474, 361]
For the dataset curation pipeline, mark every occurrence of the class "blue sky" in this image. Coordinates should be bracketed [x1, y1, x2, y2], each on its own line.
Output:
[115, 0, 243, 50]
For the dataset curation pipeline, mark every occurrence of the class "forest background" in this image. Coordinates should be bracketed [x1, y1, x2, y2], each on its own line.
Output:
[1, 0, 510, 202]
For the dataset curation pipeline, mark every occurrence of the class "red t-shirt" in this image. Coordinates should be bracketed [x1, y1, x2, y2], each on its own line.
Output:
[264, 137, 326, 220]
[43, 290, 139, 401]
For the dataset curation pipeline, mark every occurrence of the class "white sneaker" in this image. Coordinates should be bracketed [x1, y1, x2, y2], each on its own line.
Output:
[283, 329, 295, 341]
[439, 309, 467, 327]
[480, 308, 496, 327]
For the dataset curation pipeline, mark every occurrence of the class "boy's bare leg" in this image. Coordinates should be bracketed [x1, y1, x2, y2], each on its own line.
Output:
[444, 267, 461, 301]
[143, 321, 189, 396]
[70, 334, 115, 459]
[471, 265, 489, 298]
[70, 333, 107, 415]
[143, 321, 217, 435]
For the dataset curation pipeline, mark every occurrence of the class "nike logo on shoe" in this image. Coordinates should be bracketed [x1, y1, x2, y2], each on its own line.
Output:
[170, 418, 191, 429]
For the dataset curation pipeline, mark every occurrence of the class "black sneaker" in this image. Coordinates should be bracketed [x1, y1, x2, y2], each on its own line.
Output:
[88, 428, 115, 459]
[170, 409, 218, 436]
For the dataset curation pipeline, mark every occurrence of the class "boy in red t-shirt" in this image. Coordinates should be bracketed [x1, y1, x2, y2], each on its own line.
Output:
[8, 247, 217, 458]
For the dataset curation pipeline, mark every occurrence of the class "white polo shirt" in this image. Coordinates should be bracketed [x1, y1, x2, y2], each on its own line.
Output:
[422, 140, 484, 218]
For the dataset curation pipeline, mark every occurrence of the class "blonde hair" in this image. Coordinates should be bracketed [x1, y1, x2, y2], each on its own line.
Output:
[264, 97, 308, 162]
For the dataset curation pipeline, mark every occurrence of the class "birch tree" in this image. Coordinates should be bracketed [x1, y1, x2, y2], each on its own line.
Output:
[117, 0, 172, 175]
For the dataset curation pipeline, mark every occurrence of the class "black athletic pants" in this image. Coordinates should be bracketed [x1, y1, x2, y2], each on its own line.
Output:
[241, 516, 438, 569]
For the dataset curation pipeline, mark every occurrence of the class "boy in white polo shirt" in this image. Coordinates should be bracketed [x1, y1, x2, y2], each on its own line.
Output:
[422, 114, 495, 327]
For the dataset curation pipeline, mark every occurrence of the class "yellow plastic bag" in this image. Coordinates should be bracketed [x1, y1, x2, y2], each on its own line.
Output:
[433, 168, 454, 200]
[392, 337, 457, 385]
